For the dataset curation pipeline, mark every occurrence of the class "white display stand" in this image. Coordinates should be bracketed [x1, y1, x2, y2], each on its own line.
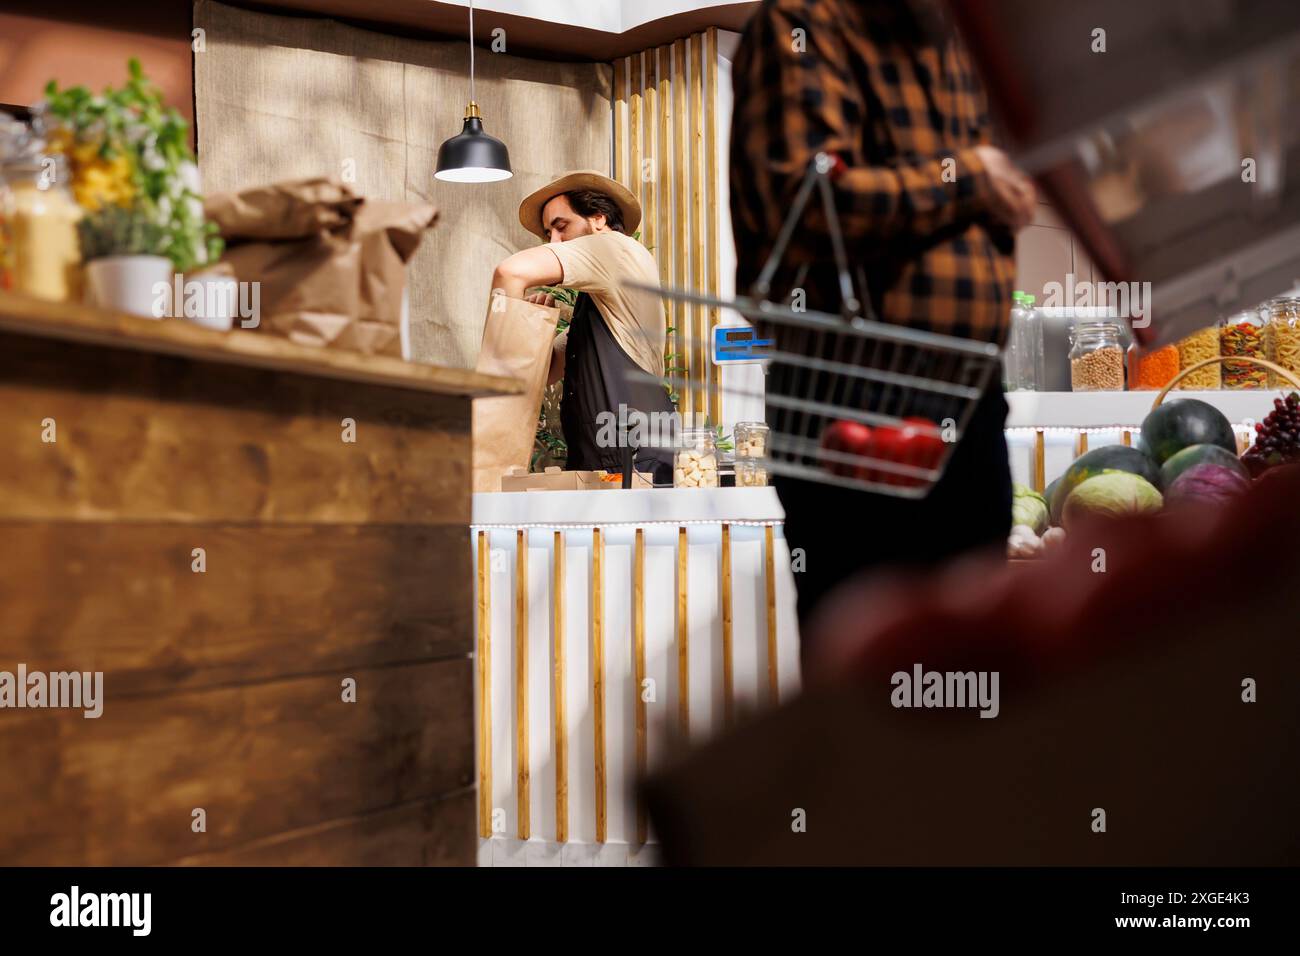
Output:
[470, 486, 801, 866]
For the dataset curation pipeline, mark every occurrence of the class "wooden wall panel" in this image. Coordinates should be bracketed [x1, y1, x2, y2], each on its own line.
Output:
[0, 335, 470, 525]
[0, 659, 474, 866]
[614, 29, 724, 425]
[0, 318, 479, 866]
[0, 522, 471, 696]
[172, 790, 475, 866]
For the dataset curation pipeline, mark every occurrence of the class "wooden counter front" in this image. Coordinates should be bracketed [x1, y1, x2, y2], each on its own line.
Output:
[0, 291, 519, 866]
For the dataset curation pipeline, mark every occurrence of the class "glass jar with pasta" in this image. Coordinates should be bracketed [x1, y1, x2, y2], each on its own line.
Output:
[1267, 297, 1300, 388]
[1174, 326, 1221, 390]
[1219, 309, 1268, 389]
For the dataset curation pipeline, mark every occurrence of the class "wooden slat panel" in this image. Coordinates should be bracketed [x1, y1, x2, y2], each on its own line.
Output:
[515, 529, 530, 840]
[1033, 429, 1046, 492]
[704, 27, 722, 425]
[0, 333, 470, 525]
[1077, 432, 1089, 456]
[655, 44, 676, 297]
[591, 527, 607, 843]
[0, 659, 474, 866]
[720, 522, 734, 727]
[641, 49, 657, 257]
[626, 56, 642, 216]
[633, 527, 648, 844]
[171, 790, 475, 866]
[672, 38, 690, 419]
[0, 522, 470, 696]
[689, 31, 707, 418]
[1122, 430, 1133, 447]
[677, 525, 690, 735]
[552, 530, 568, 842]
[477, 531, 492, 838]
[765, 524, 779, 705]
[613, 57, 626, 186]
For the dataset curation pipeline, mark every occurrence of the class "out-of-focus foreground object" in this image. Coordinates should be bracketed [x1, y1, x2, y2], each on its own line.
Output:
[644, 467, 1300, 865]
[955, 0, 1300, 347]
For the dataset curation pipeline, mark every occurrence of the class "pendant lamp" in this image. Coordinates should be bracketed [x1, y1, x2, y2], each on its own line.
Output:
[435, 0, 512, 183]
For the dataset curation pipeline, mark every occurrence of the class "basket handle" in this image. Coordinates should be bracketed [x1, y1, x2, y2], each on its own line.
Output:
[1152, 355, 1300, 408]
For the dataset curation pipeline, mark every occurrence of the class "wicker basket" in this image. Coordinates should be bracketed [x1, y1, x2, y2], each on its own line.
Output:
[1152, 356, 1300, 407]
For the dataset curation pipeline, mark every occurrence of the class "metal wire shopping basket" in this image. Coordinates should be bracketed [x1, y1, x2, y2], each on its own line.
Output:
[628, 152, 1004, 498]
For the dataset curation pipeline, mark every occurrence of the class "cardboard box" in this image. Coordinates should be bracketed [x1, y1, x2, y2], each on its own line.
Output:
[498, 466, 654, 492]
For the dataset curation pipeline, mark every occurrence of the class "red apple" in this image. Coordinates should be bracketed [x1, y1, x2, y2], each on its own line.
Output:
[819, 420, 873, 477]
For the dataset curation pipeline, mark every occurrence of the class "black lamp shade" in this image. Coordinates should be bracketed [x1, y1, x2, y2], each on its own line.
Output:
[435, 116, 512, 183]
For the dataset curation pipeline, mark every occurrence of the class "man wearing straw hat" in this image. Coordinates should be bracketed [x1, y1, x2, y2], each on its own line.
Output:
[490, 170, 676, 481]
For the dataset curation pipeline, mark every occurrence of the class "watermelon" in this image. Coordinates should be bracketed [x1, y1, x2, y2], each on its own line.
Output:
[1048, 444, 1163, 525]
[1164, 462, 1250, 508]
[1139, 399, 1236, 465]
[1160, 443, 1249, 488]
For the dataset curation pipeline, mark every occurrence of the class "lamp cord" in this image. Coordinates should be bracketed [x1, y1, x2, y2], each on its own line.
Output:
[469, 0, 475, 106]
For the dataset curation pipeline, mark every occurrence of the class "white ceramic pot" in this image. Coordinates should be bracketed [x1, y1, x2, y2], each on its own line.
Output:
[176, 274, 238, 331]
[83, 255, 174, 319]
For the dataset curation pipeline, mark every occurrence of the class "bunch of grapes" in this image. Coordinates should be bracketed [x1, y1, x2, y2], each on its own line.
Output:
[1243, 392, 1300, 477]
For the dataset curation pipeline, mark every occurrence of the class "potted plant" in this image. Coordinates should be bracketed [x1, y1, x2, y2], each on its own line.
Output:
[40, 59, 223, 320]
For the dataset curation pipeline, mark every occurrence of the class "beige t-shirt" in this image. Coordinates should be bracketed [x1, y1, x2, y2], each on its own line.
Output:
[548, 231, 665, 377]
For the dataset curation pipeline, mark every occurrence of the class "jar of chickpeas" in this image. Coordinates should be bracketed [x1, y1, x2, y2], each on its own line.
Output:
[1174, 326, 1221, 390]
[1219, 309, 1268, 389]
[1069, 321, 1125, 391]
[1267, 297, 1300, 387]
[673, 427, 719, 488]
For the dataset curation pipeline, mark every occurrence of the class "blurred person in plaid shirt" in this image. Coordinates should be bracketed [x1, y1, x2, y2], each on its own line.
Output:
[730, 0, 1038, 657]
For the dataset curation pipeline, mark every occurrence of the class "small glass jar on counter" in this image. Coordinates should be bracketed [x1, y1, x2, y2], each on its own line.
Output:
[734, 458, 769, 487]
[1126, 342, 1179, 391]
[1267, 297, 1300, 388]
[1174, 326, 1221, 389]
[1219, 309, 1268, 389]
[1069, 321, 1125, 391]
[4, 156, 82, 302]
[733, 421, 769, 458]
[673, 427, 719, 488]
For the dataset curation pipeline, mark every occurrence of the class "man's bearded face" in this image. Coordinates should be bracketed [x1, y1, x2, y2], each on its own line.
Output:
[541, 194, 598, 244]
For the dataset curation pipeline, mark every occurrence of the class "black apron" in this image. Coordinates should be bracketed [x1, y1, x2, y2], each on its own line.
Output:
[560, 292, 676, 483]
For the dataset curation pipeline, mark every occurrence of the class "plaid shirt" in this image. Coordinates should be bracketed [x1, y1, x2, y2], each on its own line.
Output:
[730, 0, 1016, 345]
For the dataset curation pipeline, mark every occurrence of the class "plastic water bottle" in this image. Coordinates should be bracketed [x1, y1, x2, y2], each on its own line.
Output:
[1018, 293, 1045, 391]
[1004, 291, 1026, 390]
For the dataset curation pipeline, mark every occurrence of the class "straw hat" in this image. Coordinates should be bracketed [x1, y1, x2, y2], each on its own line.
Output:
[518, 170, 642, 239]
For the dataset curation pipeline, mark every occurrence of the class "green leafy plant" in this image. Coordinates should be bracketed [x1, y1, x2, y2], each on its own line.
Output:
[40, 58, 222, 271]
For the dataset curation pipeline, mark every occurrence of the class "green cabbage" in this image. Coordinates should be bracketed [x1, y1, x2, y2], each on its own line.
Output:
[1062, 472, 1163, 528]
[1011, 482, 1049, 534]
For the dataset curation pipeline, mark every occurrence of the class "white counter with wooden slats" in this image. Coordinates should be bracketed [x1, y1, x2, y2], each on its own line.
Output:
[470, 487, 801, 865]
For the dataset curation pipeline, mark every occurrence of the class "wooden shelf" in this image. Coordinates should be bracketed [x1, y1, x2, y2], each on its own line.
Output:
[0, 290, 521, 398]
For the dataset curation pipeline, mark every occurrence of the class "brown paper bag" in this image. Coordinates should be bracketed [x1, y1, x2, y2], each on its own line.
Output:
[204, 177, 363, 241]
[472, 293, 563, 493]
[205, 179, 437, 356]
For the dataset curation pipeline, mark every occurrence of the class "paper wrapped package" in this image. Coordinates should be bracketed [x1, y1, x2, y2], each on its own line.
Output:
[472, 292, 564, 493]
[204, 178, 437, 356]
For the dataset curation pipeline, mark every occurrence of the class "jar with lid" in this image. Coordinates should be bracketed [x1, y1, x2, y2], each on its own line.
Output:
[1266, 297, 1300, 388]
[1219, 309, 1268, 389]
[4, 155, 82, 302]
[734, 458, 768, 487]
[1174, 326, 1221, 389]
[1069, 321, 1125, 391]
[733, 421, 769, 458]
[673, 427, 718, 488]
[1126, 342, 1179, 390]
